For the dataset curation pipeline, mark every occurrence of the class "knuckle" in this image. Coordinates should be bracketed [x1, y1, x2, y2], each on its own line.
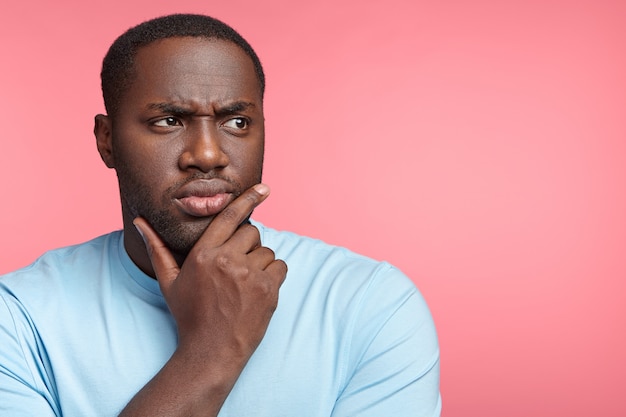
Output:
[219, 205, 241, 224]
[244, 190, 261, 205]
[256, 246, 274, 259]
[258, 277, 278, 304]
[240, 223, 260, 239]
[214, 253, 233, 272]
[191, 247, 211, 265]
[272, 259, 288, 275]
[214, 253, 249, 278]
[279, 260, 288, 274]
[249, 224, 261, 240]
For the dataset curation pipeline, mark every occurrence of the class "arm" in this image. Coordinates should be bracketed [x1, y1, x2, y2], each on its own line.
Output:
[332, 267, 441, 417]
[120, 184, 287, 417]
[0, 294, 59, 417]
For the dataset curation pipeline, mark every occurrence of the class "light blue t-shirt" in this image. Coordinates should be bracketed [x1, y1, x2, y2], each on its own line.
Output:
[0, 223, 441, 416]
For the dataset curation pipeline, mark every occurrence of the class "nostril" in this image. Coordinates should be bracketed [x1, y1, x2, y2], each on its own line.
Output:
[178, 127, 229, 172]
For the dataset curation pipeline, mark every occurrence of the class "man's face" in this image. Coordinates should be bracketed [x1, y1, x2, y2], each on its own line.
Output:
[100, 37, 264, 258]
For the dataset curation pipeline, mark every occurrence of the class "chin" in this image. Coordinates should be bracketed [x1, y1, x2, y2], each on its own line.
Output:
[138, 209, 210, 256]
[164, 221, 212, 256]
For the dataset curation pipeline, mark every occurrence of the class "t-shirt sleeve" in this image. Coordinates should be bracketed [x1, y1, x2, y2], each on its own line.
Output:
[331, 264, 442, 417]
[0, 292, 59, 417]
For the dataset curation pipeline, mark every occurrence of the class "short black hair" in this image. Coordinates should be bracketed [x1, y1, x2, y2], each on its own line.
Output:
[101, 14, 265, 116]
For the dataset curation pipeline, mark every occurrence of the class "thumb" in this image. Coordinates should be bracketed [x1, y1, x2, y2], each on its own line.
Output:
[133, 217, 180, 295]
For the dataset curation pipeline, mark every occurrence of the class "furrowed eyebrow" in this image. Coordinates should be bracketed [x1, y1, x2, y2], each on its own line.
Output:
[145, 101, 255, 117]
[214, 102, 255, 116]
[146, 103, 194, 116]
[148, 103, 193, 116]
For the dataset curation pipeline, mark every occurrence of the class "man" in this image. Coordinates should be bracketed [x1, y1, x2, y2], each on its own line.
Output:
[0, 14, 441, 416]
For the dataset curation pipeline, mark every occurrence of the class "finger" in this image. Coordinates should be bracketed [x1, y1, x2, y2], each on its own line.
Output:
[264, 259, 288, 286]
[247, 246, 278, 269]
[223, 223, 261, 254]
[133, 217, 180, 294]
[200, 183, 270, 248]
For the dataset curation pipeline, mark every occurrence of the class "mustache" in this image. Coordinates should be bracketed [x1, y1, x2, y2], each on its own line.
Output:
[164, 172, 243, 198]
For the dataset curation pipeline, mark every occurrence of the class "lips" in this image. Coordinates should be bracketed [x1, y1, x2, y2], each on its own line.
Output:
[172, 179, 235, 217]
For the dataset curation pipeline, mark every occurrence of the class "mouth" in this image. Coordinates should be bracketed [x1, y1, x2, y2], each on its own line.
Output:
[172, 179, 235, 218]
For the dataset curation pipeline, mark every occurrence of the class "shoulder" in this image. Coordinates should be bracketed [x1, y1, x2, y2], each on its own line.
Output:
[0, 231, 123, 299]
[255, 220, 415, 289]
[0, 231, 127, 359]
[256, 220, 390, 271]
[253, 221, 430, 327]
[253, 222, 440, 414]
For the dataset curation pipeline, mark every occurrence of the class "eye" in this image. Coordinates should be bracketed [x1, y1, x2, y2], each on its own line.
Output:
[153, 117, 182, 127]
[222, 117, 249, 130]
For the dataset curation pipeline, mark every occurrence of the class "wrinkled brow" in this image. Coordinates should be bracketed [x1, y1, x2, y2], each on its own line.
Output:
[146, 101, 256, 116]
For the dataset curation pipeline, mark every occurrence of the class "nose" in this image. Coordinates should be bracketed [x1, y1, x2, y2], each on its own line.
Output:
[178, 121, 229, 172]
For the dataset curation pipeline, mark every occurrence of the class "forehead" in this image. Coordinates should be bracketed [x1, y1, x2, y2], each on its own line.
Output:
[124, 37, 261, 107]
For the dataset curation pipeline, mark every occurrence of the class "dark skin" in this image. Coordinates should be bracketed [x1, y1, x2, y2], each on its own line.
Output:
[94, 37, 287, 416]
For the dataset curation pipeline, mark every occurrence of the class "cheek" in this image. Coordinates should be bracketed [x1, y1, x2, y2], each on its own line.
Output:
[113, 140, 178, 192]
[114, 130, 178, 168]
[229, 143, 264, 178]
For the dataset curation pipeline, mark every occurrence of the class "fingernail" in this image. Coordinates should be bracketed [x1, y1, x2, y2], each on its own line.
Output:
[254, 183, 270, 195]
[133, 219, 146, 243]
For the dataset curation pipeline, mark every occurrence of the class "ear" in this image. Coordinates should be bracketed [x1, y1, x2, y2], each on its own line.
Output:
[94, 114, 115, 168]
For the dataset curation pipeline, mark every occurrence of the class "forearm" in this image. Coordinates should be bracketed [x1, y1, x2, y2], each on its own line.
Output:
[119, 348, 245, 417]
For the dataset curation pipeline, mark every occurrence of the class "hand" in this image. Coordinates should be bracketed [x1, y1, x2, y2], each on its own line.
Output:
[133, 183, 288, 371]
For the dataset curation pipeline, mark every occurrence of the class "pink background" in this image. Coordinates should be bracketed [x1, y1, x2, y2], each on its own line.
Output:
[1, 0, 625, 415]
